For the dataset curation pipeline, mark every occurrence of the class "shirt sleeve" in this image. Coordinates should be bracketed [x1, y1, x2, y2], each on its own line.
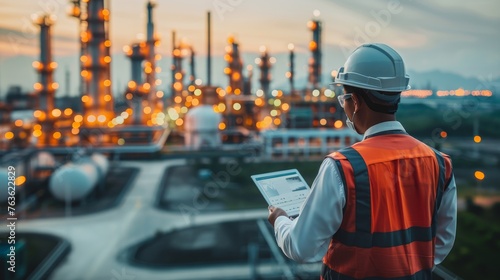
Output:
[434, 175, 457, 265]
[274, 158, 346, 263]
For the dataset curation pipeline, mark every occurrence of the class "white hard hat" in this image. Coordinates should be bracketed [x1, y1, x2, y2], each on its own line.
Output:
[335, 43, 410, 92]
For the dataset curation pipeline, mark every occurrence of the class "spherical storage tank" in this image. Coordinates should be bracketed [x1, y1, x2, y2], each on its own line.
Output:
[49, 153, 109, 202]
[184, 105, 222, 150]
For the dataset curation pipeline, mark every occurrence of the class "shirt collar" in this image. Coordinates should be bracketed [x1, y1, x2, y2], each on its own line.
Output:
[362, 121, 406, 140]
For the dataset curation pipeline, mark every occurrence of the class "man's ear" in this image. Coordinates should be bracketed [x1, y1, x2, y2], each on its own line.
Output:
[351, 93, 362, 110]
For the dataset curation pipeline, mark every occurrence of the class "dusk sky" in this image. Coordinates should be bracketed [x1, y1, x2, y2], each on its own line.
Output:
[0, 0, 499, 95]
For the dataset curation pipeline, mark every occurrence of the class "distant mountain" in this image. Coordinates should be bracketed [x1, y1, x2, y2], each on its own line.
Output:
[406, 70, 499, 91]
[274, 70, 500, 92]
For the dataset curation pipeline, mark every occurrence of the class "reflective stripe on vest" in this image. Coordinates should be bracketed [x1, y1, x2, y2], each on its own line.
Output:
[322, 132, 450, 279]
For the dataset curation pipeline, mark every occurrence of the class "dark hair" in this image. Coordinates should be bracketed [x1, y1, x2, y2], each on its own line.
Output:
[343, 85, 401, 114]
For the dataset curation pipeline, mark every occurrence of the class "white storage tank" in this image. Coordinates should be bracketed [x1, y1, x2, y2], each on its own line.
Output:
[184, 105, 222, 150]
[48, 153, 108, 202]
[74, 153, 109, 181]
[49, 162, 98, 202]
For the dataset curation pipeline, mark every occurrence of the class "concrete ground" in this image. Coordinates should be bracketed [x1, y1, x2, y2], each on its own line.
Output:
[18, 159, 273, 280]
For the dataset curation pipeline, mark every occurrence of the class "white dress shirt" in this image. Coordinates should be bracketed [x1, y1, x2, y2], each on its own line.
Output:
[274, 121, 457, 264]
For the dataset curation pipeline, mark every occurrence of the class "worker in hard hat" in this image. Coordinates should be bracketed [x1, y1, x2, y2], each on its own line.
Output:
[268, 43, 457, 279]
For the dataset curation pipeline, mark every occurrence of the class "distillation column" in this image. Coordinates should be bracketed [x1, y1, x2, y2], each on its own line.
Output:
[33, 15, 58, 145]
[75, 0, 114, 126]
[145, 1, 162, 114]
[308, 19, 322, 90]
[224, 37, 243, 95]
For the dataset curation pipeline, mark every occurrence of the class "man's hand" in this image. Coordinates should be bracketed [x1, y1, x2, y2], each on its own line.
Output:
[268, 205, 288, 227]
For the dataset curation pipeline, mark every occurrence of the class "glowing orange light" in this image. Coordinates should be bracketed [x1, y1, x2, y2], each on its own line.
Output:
[334, 120, 343, 129]
[14, 119, 23, 127]
[475, 171, 485, 181]
[50, 62, 58, 69]
[33, 124, 41, 130]
[174, 96, 182, 104]
[34, 83, 42, 90]
[103, 56, 111, 63]
[155, 67, 162, 73]
[320, 119, 327, 126]
[308, 21, 317, 30]
[255, 98, 263, 106]
[97, 115, 106, 123]
[145, 67, 152, 74]
[53, 132, 61, 139]
[81, 31, 89, 43]
[87, 115, 96, 123]
[175, 118, 183, 126]
[15, 176, 26, 186]
[234, 88, 241, 95]
[219, 123, 226, 130]
[64, 108, 73, 116]
[103, 79, 111, 87]
[33, 130, 42, 137]
[80, 55, 88, 63]
[74, 115, 83, 122]
[224, 67, 232, 75]
[104, 40, 111, 47]
[440, 131, 447, 138]
[128, 81, 137, 88]
[143, 106, 152, 114]
[5, 132, 14, 140]
[192, 99, 199, 106]
[309, 41, 317, 51]
[143, 83, 151, 90]
[175, 72, 183, 80]
[173, 82, 183, 91]
[51, 82, 59, 90]
[173, 49, 181, 56]
[81, 70, 89, 77]
[72, 128, 80, 135]
[156, 91, 164, 98]
[51, 109, 62, 118]
[104, 94, 112, 102]
[474, 135, 482, 143]
[81, 95, 90, 103]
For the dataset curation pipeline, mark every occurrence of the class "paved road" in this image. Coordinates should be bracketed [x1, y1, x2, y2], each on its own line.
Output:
[19, 159, 269, 280]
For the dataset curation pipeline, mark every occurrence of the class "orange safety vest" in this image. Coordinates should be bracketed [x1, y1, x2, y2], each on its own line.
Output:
[322, 130, 453, 280]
